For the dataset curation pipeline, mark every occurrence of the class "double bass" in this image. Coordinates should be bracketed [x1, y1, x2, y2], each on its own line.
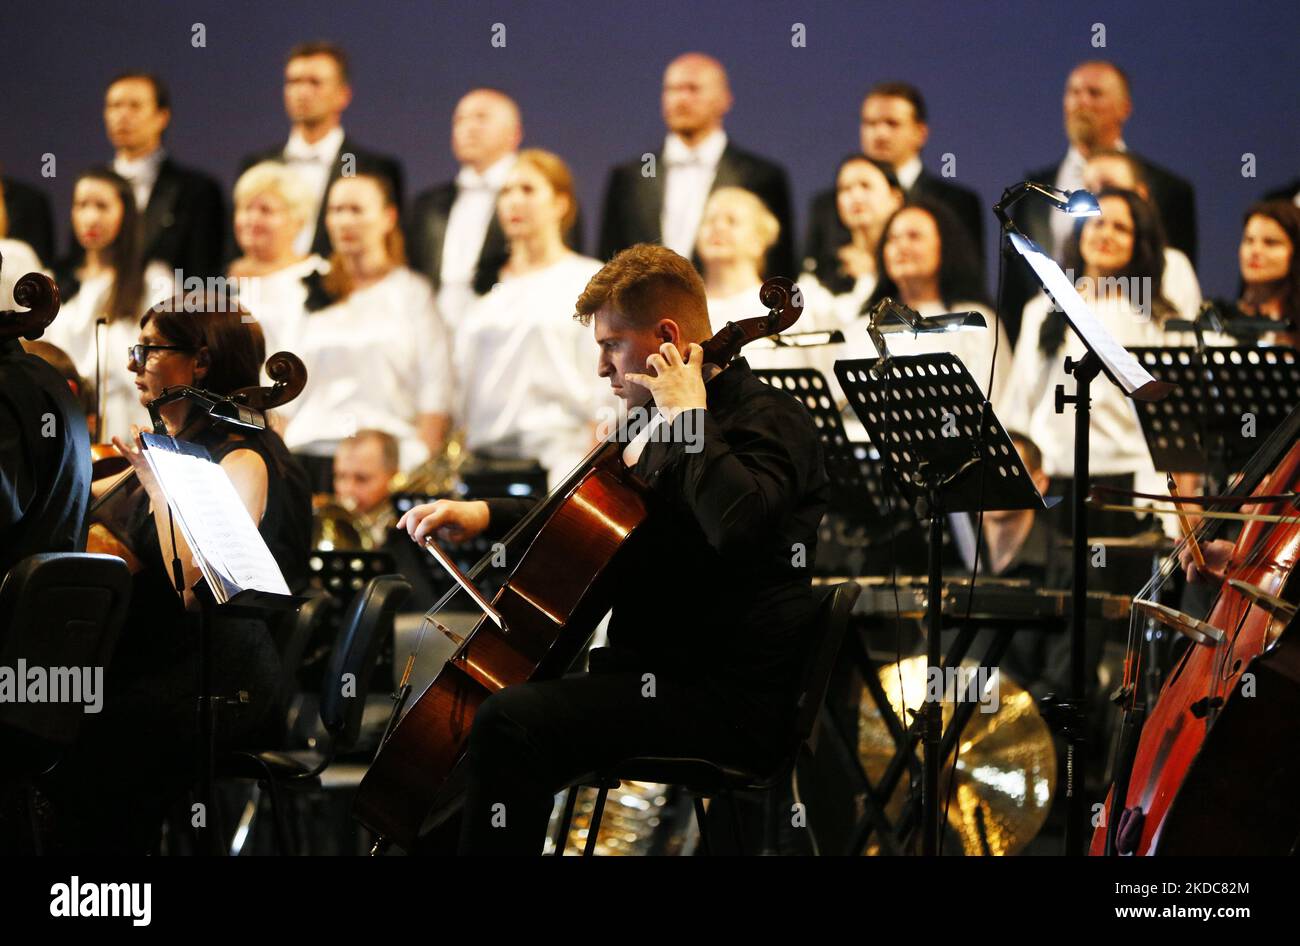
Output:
[353, 277, 804, 850]
[1091, 402, 1300, 855]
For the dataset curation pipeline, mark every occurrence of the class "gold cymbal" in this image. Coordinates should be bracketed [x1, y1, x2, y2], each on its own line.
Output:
[858, 656, 1057, 856]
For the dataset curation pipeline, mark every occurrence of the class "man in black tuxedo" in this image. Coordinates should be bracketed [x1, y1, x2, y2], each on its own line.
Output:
[1, 176, 55, 263]
[240, 42, 404, 260]
[804, 82, 985, 277]
[1264, 179, 1300, 206]
[598, 53, 796, 280]
[1004, 61, 1197, 342]
[104, 73, 225, 279]
[405, 89, 521, 321]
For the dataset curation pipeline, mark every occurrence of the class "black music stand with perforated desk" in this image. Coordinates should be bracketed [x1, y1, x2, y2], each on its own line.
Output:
[750, 367, 899, 533]
[1129, 346, 1300, 479]
[834, 352, 1048, 856]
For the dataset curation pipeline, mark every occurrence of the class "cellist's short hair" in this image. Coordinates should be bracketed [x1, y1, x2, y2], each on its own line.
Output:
[574, 244, 710, 337]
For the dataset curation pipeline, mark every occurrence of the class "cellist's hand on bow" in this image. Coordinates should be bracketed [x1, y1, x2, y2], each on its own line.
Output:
[624, 342, 707, 423]
[398, 499, 490, 546]
[1178, 538, 1233, 584]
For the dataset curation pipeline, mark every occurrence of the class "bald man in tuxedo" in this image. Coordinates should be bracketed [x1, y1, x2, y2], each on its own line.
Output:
[599, 53, 796, 280]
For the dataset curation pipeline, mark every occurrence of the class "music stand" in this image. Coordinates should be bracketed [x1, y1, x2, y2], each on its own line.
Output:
[835, 352, 1046, 855]
[139, 432, 304, 854]
[751, 367, 898, 526]
[1001, 230, 1174, 855]
[1129, 345, 1300, 479]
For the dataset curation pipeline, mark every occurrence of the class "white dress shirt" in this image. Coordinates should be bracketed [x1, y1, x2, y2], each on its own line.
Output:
[113, 148, 166, 213]
[441, 154, 515, 290]
[661, 129, 728, 258]
[43, 261, 174, 442]
[895, 156, 923, 193]
[283, 266, 453, 471]
[282, 126, 345, 255]
[454, 253, 611, 488]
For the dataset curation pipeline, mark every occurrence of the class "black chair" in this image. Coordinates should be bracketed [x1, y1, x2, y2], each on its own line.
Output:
[217, 574, 410, 854]
[552, 581, 861, 856]
[271, 588, 337, 742]
[0, 553, 132, 748]
[0, 553, 131, 853]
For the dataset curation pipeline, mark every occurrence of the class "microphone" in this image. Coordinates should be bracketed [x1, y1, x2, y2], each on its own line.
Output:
[147, 384, 268, 434]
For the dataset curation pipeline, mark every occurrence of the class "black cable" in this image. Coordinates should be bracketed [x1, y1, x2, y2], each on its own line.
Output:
[939, 238, 1007, 855]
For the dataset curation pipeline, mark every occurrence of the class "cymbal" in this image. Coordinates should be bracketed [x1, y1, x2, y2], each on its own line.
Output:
[858, 656, 1057, 856]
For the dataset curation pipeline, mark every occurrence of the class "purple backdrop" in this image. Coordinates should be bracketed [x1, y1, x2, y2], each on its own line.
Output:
[3, 0, 1297, 298]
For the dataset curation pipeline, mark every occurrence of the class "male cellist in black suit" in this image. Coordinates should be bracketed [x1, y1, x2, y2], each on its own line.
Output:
[398, 244, 828, 854]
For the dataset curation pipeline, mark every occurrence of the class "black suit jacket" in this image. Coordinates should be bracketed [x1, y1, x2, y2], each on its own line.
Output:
[802, 166, 986, 280]
[1015, 154, 1197, 264]
[911, 169, 985, 265]
[2, 176, 55, 263]
[241, 136, 405, 259]
[1265, 179, 1300, 203]
[598, 141, 797, 280]
[0, 338, 91, 580]
[405, 177, 584, 296]
[139, 158, 226, 279]
[1002, 152, 1198, 344]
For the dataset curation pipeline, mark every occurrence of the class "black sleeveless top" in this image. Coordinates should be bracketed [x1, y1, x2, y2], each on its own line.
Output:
[113, 427, 312, 748]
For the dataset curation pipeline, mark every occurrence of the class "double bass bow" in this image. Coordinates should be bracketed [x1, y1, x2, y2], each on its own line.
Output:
[1091, 400, 1300, 855]
[353, 277, 804, 850]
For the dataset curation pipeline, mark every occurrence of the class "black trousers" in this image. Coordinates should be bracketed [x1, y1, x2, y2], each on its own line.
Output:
[457, 664, 790, 855]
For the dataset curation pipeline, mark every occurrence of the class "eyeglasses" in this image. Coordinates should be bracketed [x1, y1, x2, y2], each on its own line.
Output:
[128, 343, 193, 371]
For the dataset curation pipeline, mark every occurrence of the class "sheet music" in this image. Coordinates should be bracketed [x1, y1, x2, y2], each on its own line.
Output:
[140, 433, 290, 603]
[1008, 231, 1164, 399]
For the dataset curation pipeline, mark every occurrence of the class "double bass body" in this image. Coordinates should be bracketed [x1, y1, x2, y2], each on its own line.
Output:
[1093, 439, 1300, 856]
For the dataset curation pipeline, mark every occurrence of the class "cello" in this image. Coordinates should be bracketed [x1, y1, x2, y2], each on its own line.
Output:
[1, 268, 60, 342]
[353, 277, 804, 850]
[1091, 402, 1300, 855]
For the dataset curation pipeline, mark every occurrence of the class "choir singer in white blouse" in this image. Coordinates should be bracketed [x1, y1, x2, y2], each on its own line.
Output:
[283, 172, 452, 482]
[228, 161, 328, 361]
[452, 149, 608, 489]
